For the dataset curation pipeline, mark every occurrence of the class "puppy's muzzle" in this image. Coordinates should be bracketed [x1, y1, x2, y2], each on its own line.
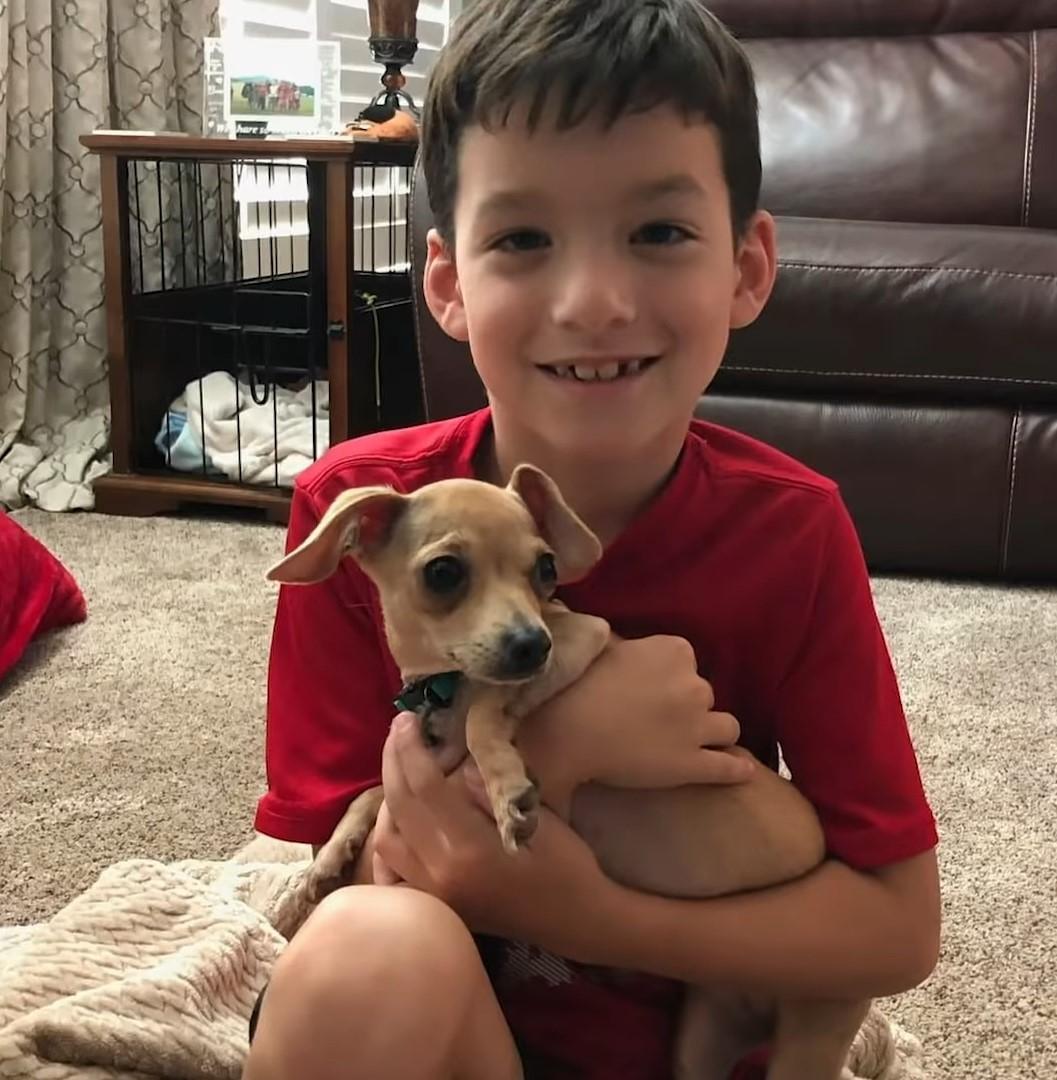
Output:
[496, 623, 552, 680]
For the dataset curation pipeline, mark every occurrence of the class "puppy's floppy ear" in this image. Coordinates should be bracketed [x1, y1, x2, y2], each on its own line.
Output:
[266, 486, 407, 585]
[508, 464, 601, 584]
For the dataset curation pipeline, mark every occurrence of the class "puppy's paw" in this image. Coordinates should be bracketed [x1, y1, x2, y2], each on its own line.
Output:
[303, 863, 344, 906]
[497, 782, 540, 854]
[303, 836, 363, 905]
[303, 851, 353, 905]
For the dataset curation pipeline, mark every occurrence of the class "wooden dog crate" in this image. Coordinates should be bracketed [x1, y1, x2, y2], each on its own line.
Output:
[82, 133, 423, 522]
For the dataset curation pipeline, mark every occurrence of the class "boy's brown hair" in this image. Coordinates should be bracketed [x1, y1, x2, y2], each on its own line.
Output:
[421, 0, 761, 246]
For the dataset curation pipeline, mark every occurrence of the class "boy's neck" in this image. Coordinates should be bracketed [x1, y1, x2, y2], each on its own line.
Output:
[477, 409, 687, 548]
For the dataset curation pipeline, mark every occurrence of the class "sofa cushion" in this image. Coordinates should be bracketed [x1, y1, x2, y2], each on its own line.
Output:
[707, 0, 1057, 38]
[719, 216, 1057, 406]
[696, 393, 1057, 580]
[746, 30, 1057, 229]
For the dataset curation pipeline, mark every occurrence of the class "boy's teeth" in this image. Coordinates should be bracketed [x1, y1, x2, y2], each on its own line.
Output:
[549, 359, 650, 381]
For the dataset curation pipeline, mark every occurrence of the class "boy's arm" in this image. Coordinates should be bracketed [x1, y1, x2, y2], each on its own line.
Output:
[573, 848, 939, 1000]
[517, 720, 940, 999]
[523, 489, 941, 1000]
[374, 709, 939, 1002]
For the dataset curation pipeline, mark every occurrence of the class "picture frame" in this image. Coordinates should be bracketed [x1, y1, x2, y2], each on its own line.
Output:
[204, 37, 341, 138]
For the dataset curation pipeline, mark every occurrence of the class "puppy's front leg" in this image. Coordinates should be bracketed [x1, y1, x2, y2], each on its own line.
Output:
[465, 686, 538, 855]
[304, 785, 384, 903]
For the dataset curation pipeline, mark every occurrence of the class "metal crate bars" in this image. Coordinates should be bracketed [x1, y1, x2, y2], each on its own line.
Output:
[83, 134, 419, 520]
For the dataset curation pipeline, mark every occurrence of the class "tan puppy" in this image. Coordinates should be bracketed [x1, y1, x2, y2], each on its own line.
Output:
[267, 465, 870, 1080]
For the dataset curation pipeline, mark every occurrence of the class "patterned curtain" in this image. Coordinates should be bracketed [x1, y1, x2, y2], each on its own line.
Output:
[0, 0, 220, 510]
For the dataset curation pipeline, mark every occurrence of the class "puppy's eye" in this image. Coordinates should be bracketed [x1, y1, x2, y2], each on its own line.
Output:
[423, 555, 467, 595]
[534, 552, 558, 592]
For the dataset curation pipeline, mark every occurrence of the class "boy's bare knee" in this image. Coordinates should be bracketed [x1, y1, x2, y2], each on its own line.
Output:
[289, 885, 478, 979]
[245, 886, 514, 1080]
[264, 885, 482, 1034]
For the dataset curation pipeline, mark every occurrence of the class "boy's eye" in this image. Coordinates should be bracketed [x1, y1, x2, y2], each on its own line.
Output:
[493, 230, 550, 253]
[633, 222, 694, 246]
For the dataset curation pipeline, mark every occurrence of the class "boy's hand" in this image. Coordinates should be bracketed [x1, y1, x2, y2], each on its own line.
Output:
[520, 635, 753, 794]
[373, 712, 620, 959]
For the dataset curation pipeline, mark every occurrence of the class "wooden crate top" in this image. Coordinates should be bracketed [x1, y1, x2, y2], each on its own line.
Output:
[81, 131, 418, 165]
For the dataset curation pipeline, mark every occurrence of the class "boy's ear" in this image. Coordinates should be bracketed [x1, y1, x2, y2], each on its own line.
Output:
[423, 228, 469, 342]
[729, 210, 778, 331]
[508, 464, 602, 584]
[266, 486, 407, 584]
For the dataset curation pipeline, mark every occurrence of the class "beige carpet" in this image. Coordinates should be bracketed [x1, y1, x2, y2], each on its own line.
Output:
[2, 507, 1055, 1079]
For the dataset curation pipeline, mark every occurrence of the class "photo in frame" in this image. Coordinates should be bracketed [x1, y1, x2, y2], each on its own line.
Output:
[204, 37, 341, 137]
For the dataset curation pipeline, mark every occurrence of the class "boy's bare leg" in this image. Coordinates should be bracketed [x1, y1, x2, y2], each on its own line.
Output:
[242, 885, 523, 1080]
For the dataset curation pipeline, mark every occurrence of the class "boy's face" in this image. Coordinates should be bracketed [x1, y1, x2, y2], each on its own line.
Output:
[424, 104, 776, 464]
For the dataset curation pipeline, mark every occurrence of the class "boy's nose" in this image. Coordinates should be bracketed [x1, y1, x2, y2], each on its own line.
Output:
[552, 257, 636, 333]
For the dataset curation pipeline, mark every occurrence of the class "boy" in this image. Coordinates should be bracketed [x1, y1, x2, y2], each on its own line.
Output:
[244, 1, 940, 1077]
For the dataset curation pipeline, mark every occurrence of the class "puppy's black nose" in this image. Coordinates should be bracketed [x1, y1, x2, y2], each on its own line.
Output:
[499, 625, 552, 678]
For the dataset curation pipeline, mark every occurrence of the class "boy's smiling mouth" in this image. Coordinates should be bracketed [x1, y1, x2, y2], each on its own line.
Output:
[538, 357, 661, 383]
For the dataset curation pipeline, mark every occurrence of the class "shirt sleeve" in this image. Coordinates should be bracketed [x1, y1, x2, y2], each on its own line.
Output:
[775, 491, 939, 871]
[253, 479, 402, 844]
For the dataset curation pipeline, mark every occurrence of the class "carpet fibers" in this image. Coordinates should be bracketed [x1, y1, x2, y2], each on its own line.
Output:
[2, 507, 1055, 1079]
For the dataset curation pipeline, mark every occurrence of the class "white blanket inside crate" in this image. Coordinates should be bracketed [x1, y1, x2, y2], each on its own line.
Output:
[157, 371, 329, 488]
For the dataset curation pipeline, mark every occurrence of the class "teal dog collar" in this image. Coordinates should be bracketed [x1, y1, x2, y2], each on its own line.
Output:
[394, 671, 461, 715]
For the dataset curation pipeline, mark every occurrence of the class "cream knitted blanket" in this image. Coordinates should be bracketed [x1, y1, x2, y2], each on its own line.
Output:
[0, 838, 927, 1079]
[0, 837, 313, 1080]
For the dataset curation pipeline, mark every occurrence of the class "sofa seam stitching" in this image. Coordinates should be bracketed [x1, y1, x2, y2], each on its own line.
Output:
[1021, 30, 1038, 227]
[723, 365, 1057, 388]
[777, 261, 1056, 285]
[1001, 409, 1023, 574]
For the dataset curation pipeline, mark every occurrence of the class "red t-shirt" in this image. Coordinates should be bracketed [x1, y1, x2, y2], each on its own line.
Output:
[256, 407, 938, 1079]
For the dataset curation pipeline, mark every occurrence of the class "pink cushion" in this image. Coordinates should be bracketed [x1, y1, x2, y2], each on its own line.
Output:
[0, 514, 87, 681]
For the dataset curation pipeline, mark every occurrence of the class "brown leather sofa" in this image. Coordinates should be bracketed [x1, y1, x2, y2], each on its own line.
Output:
[411, 1, 1057, 581]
